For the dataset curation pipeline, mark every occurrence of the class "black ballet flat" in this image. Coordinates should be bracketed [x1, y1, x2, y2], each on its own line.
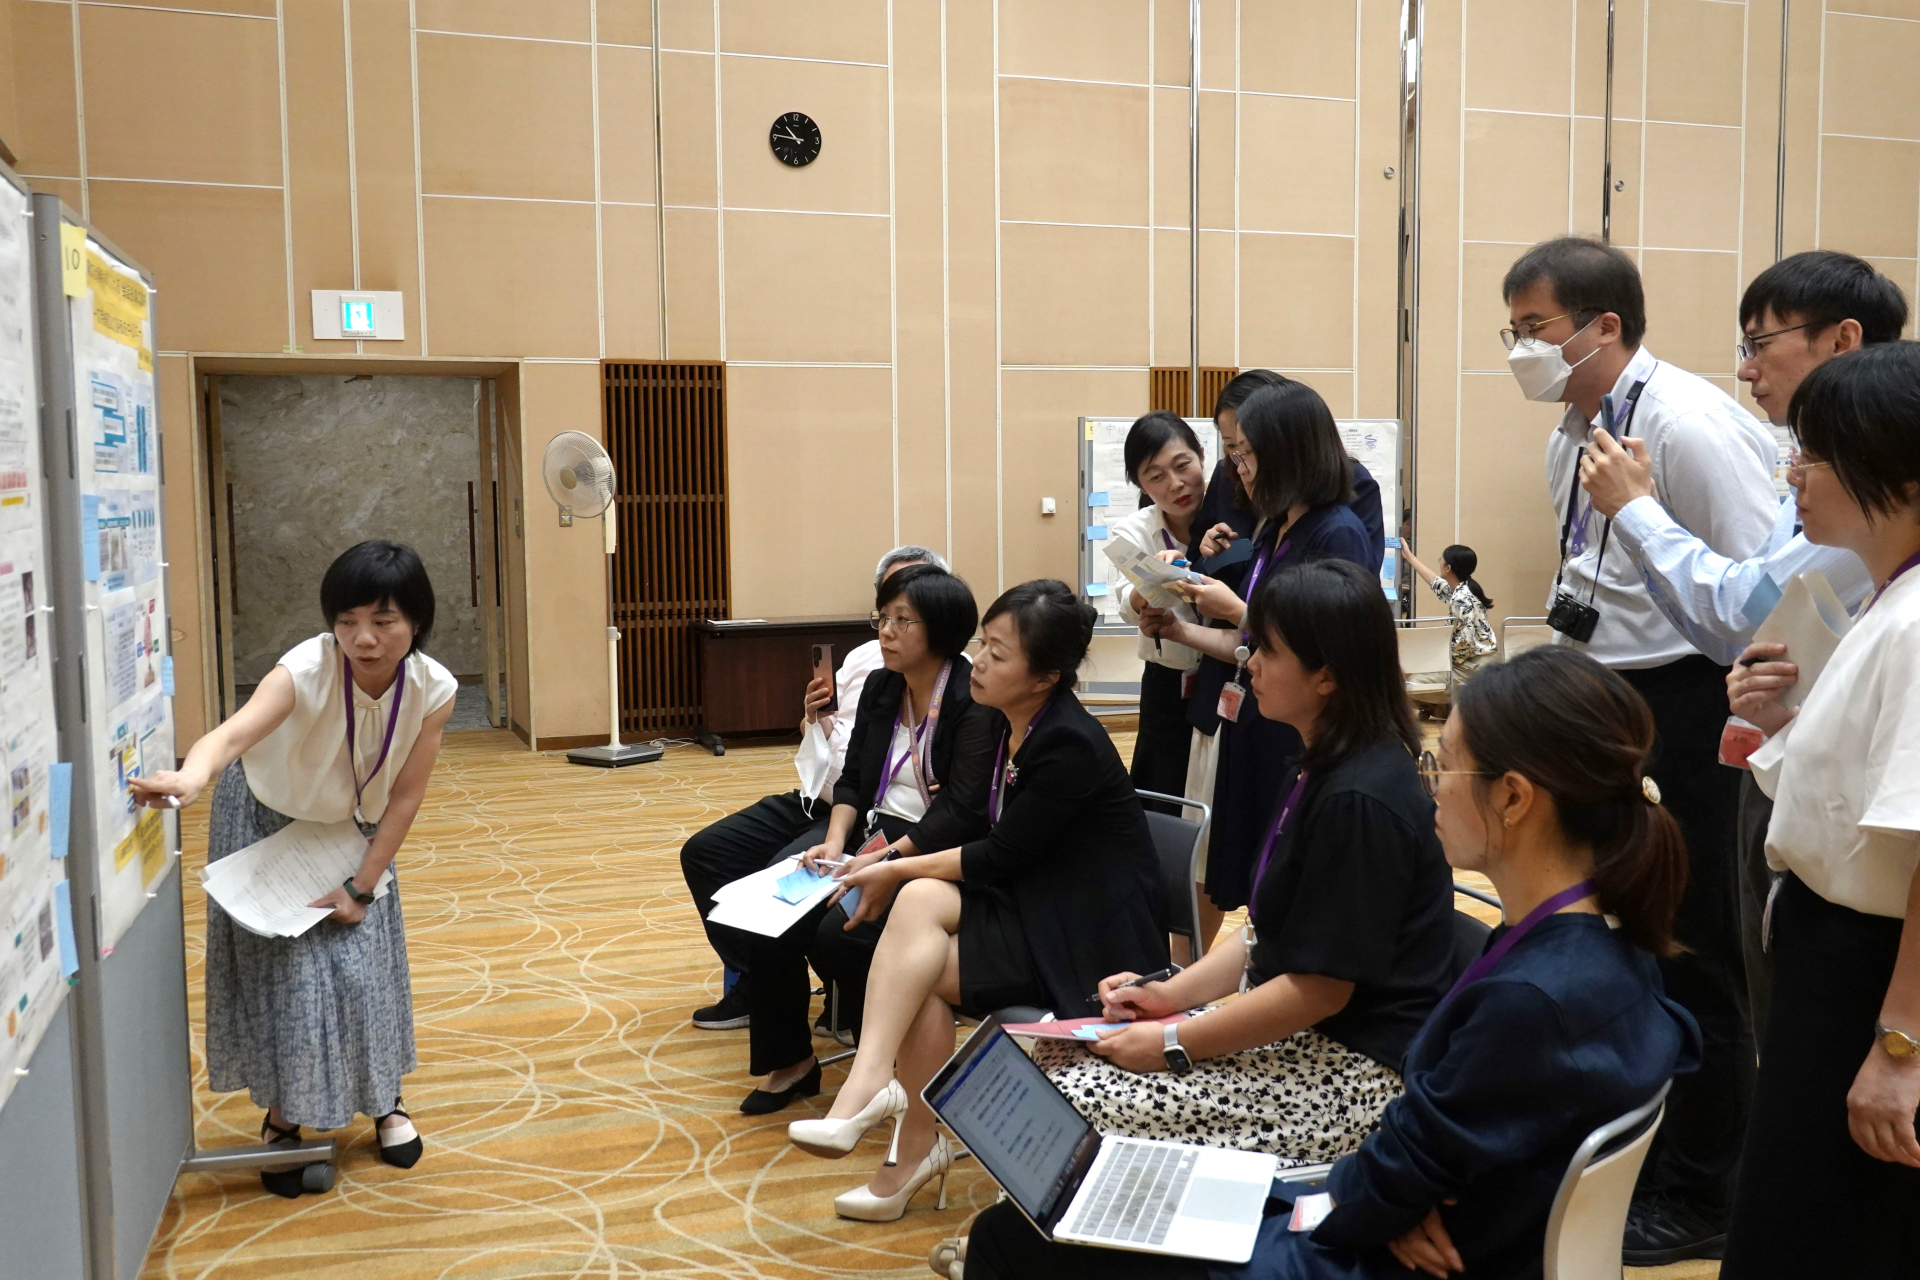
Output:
[740, 1062, 823, 1115]
[376, 1098, 424, 1169]
[259, 1116, 309, 1199]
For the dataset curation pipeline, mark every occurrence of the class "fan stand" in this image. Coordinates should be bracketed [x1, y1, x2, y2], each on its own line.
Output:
[567, 508, 663, 768]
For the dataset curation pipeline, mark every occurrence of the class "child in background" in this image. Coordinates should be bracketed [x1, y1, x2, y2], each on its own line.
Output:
[1403, 543, 1498, 684]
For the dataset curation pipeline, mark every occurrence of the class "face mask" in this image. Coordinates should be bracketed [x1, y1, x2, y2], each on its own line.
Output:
[794, 718, 834, 812]
[1507, 317, 1599, 402]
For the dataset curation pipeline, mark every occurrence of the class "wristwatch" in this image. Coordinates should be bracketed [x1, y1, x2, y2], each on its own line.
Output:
[342, 878, 376, 906]
[1876, 1022, 1920, 1061]
[1163, 1023, 1194, 1075]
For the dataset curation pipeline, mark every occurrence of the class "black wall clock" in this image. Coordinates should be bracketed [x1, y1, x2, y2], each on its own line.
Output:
[769, 112, 822, 167]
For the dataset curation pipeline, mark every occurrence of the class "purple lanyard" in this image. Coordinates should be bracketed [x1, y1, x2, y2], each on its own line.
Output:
[875, 660, 952, 808]
[1441, 879, 1596, 1008]
[1248, 769, 1309, 925]
[1160, 528, 1177, 553]
[343, 654, 406, 815]
[1236, 528, 1292, 651]
[1860, 548, 1920, 620]
[988, 698, 1054, 824]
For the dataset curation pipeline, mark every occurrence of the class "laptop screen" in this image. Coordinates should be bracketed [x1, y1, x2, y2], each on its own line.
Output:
[925, 1026, 1093, 1223]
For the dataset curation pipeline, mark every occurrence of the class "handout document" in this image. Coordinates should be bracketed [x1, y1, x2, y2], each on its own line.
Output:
[709, 855, 863, 937]
[1752, 571, 1852, 710]
[1103, 539, 1205, 612]
[200, 818, 392, 939]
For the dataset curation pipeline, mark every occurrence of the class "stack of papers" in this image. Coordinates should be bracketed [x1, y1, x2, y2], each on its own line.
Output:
[707, 856, 862, 938]
[1103, 540, 1204, 613]
[1752, 570, 1852, 709]
[200, 818, 392, 939]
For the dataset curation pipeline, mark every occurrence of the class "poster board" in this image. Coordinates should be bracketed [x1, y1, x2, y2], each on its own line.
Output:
[1078, 416, 1220, 633]
[1337, 419, 1403, 599]
[0, 172, 70, 1113]
[69, 234, 173, 954]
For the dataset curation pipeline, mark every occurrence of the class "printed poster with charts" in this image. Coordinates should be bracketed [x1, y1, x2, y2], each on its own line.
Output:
[69, 232, 174, 954]
[0, 173, 70, 1112]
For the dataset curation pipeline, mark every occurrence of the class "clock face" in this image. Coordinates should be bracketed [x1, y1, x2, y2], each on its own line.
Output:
[769, 112, 822, 167]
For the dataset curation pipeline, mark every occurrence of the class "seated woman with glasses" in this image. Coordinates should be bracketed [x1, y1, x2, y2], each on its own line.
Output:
[956, 645, 1702, 1279]
[729, 565, 996, 1114]
[787, 580, 1169, 1223]
[1036, 560, 1455, 1166]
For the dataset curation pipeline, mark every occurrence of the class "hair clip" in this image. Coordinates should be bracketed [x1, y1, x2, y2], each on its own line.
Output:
[1641, 776, 1662, 805]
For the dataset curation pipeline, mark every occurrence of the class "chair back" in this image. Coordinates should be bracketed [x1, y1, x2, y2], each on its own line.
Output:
[1542, 1082, 1671, 1280]
[1449, 909, 1493, 977]
[1136, 790, 1210, 960]
[1396, 621, 1453, 684]
[1500, 616, 1556, 660]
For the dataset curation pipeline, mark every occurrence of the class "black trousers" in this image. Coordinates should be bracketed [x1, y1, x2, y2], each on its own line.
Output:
[965, 1201, 1207, 1280]
[678, 790, 828, 978]
[1722, 875, 1920, 1277]
[1733, 771, 1776, 1052]
[1618, 655, 1754, 1213]
[741, 811, 910, 1078]
[1132, 661, 1192, 816]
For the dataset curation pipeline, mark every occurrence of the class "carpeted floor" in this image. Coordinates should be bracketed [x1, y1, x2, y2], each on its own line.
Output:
[140, 728, 1717, 1279]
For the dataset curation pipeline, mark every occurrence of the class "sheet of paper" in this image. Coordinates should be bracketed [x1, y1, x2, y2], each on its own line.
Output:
[707, 856, 860, 937]
[199, 818, 391, 939]
[1103, 539, 1202, 612]
[1000, 1012, 1191, 1041]
[1752, 570, 1852, 710]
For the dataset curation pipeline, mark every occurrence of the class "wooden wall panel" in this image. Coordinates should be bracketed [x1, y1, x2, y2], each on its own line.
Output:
[1149, 367, 1237, 417]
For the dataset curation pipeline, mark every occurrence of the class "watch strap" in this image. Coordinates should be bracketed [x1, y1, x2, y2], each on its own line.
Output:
[1877, 1022, 1920, 1059]
[343, 877, 376, 906]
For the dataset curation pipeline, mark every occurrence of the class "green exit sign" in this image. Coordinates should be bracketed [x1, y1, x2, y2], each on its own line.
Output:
[341, 299, 377, 335]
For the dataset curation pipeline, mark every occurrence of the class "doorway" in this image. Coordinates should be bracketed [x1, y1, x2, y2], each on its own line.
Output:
[201, 372, 508, 731]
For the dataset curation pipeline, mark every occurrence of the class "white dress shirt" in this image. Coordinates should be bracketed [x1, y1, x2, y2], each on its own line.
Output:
[1611, 493, 1875, 665]
[1108, 504, 1202, 671]
[819, 638, 884, 788]
[1751, 567, 1920, 918]
[1544, 346, 1780, 668]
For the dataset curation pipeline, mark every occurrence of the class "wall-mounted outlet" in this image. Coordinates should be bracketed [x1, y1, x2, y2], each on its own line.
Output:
[558, 504, 573, 528]
[1040, 497, 1056, 516]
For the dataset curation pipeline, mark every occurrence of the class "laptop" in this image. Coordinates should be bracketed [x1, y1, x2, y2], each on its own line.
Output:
[923, 1017, 1280, 1264]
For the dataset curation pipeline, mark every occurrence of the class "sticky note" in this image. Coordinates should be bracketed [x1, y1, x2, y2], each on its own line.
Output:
[1084, 421, 1094, 440]
[60, 224, 87, 297]
[48, 763, 72, 859]
[1072, 1024, 1130, 1040]
[160, 655, 175, 697]
[1086, 525, 1108, 540]
[1089, 491, 1110, 507]
[1742, 574, 1785, 628]
[54, 880, 79, 977]
[1385, 535, 1401, 548]
[81, 495, 100, 580]
[774, 865, 831, 905]
[1085, 582, 1109, 597]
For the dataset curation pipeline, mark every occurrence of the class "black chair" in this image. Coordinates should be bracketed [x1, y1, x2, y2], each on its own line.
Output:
[1450, 881, 1498, 977]
[1136, 788, 1212, 962]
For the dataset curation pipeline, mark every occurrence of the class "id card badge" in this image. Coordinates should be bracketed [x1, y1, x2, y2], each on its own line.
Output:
[1217, 681, 1246, 723]
[1718, 717, 1764, 770]
[1181, 670, 1194, 700]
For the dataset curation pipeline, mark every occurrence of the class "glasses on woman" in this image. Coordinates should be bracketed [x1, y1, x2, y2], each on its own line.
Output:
[1785, 448, 1833, 481]
[869, 611, 922, 632]
[1416, 749, 1485, 798]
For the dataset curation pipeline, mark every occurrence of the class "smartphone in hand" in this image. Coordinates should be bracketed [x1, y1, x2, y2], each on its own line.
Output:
[811, 643, 837, 715]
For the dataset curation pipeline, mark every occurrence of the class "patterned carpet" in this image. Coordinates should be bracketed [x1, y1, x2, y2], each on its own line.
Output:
[140, 728, 1716, 1279]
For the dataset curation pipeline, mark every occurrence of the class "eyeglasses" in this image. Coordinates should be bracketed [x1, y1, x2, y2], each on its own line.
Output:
[1417, 750, 1487, 798]
[1499, 311, 1584, 351]
[869, 611, 923, 632]
[1224, 441, 1252, 462]
[1736, 321, 1820, 363]
[1786, 448, 1833, 481]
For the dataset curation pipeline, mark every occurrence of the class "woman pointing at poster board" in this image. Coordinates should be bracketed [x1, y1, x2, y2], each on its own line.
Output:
[131, 540, 456, 1197]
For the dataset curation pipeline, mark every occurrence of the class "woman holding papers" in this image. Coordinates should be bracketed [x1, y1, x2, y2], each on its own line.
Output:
[1723, 344, 1920, 1277]
[733, 565, 994, 1116]
[954, 645, 1700, 1279]
[787, 579, 1168, 1223]
[132, 541, 456, 1197]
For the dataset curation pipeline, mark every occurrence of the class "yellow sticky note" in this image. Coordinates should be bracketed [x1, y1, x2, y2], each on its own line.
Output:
[1084, 420, 1095, 440]
[59, 224, 86, 296]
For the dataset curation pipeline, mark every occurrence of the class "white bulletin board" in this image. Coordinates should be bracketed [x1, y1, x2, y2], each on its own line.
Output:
[1078, 416, 1220, 632]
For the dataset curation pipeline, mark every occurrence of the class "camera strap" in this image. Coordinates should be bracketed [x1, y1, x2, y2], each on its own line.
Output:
[1553, 371, 1651, 598]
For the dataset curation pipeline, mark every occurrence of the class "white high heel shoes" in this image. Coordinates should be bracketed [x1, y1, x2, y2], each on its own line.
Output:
[787, 1079, 910, 1160]
[834, 1133, 953, 1222]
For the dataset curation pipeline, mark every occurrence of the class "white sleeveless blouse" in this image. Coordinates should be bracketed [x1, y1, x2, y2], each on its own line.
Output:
[241, 633, 458, 824]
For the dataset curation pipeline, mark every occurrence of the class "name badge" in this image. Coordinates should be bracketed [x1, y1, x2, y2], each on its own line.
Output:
[1718, 718, 1764, 770]
[1217, 681, 1246, 723]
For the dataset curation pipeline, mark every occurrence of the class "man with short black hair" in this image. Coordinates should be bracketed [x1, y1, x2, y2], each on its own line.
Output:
[1502, 236, 1780, 1264]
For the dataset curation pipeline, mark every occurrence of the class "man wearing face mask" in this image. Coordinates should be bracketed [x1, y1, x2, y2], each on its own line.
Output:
[1503, 236, 1778, 1265]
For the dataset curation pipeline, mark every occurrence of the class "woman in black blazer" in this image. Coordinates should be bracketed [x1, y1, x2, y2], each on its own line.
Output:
[787, 580, 1169, 1223]
[734, 566, 994, 1114]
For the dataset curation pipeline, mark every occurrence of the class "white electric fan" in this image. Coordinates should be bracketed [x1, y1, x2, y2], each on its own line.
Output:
[541, 430, 663, 768]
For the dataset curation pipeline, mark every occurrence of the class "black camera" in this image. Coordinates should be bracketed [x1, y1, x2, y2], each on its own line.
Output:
[1547, 592, 1600, 643]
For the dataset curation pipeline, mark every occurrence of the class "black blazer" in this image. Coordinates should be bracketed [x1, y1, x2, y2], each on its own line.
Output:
[832, 657, 993, 854]
[959, 690, 1170, 1016]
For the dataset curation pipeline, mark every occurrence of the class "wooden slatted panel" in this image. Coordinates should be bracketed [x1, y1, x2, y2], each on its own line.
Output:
[1149, 367, 1238, 417]
[603, 361, 729, 734]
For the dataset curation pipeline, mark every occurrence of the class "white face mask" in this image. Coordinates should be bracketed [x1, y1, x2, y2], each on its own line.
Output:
[794, 718, 834, 812]
[1507, 317, 1600, 402]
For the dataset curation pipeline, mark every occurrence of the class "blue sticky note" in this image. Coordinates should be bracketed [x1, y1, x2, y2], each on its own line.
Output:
[774, 865, 832, 905]
[1073, 1024, 1130, 1041]
[1085, 582, 1109, 597]
[1086, 525, 1108, 540]
[160, 655, 175, 697]
[54, 880, 79, 977]
[1088, 491, 1110, 507]
[81, 495, 101, 581]
[1385, 535, 1402, 548]
[1742, 574, 1785, 627]
[48, 762, 72, 859]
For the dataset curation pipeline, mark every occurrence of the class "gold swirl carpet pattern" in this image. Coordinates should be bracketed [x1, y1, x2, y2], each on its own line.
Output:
[141, 727, 1713, 1280]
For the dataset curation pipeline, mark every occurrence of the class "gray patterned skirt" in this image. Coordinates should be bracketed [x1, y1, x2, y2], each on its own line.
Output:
[1034, 1028, 1402, 1167]
[203, 760, 416, 1130]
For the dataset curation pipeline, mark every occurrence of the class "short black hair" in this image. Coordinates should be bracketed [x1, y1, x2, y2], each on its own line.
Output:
[1740, 250, 1908, 346]
[1212, 368, 1287, 421]
[1235, 381, 1354, 521]
[1788, 341, 1920, 521]
[1123, 411, 1204, 485]
[1502, 236, 1647, 348]
[876, 564, 979, 659]
[320, 540, 436, 654]
[1245, 559, 1418, 770]
[980, 579, 1096, 692]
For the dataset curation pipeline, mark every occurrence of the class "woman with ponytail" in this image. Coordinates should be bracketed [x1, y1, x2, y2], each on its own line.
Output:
[1402, 542, 1498, 685]
[957, 643, 1702, 1279]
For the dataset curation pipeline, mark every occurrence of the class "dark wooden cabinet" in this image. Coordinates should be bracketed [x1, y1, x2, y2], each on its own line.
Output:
[693, 615, 874, 753]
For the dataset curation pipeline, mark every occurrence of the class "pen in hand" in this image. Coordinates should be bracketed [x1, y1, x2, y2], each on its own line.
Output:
[1091, 964, 1182, 1009]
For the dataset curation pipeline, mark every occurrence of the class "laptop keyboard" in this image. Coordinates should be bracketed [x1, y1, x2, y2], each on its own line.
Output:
[1065, 1140, 1198, 1246]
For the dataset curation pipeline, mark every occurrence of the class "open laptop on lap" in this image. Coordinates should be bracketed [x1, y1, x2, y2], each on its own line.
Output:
[923, 1017, 1280, 1265]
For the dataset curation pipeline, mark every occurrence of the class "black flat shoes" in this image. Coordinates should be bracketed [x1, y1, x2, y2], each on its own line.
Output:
[740, 1062, 823, 1115]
